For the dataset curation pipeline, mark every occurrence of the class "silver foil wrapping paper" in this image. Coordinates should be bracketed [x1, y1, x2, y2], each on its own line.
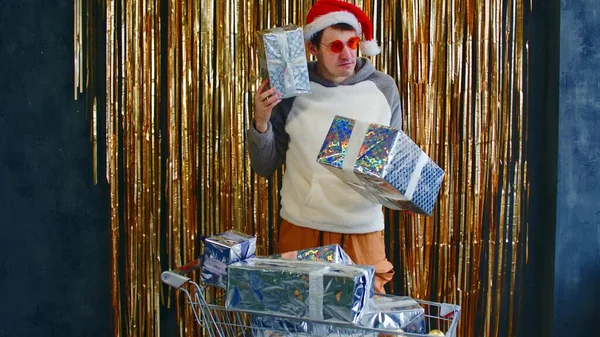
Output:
[359, 295, 425, 333]
[251, 295, 426, 336]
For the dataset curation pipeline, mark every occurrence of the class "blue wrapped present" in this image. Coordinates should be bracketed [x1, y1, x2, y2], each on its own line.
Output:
[270, 244, 354, 265]
[225, 258, 374, 324]
[359, 295, 426, 333]
[251, 295, 425, 336]
[201, 230, 256, 288]
[257, 25, 311, 99]
[317, 115, 445, 215]
[251, 315, 313, 337]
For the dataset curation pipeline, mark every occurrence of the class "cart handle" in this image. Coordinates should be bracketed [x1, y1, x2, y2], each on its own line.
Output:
[161, 257, 203, 289]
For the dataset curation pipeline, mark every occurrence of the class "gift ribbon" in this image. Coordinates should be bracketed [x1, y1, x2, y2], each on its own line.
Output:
[306, 261, 373, 322]
[404, 152, 429, 200]
[308, 266, 331, 320]
[267, 27, 306, 97]
[341, 119, 370, 188]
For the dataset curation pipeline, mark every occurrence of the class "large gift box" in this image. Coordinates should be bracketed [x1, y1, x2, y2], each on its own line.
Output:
[270, 244, 354, 265]
[225, 258, 374, 324]
[201, 230, 256, 288]
[253, 245, 359, 336]
[256, 25, 311, 99]
[317, 115, 445, 215]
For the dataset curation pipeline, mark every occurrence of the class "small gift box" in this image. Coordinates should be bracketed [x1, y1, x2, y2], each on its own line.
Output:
[201, 230, 256, 288]
[359, 295, 426, 333]
[225, 258, 374, 324]
[317, 115, 445, 215]
[256, 25, 311, 99]
[270, 244, 354, 265]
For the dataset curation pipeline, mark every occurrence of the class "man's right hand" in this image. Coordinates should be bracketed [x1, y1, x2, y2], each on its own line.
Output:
[254, 79, 281, 133]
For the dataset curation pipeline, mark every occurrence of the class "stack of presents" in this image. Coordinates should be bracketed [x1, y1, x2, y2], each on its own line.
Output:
[202, 230, 432, 335]
[195, 25, 448, 335]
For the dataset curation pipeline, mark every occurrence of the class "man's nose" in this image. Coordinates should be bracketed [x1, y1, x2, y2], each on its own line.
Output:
[340, 44, 353, 58]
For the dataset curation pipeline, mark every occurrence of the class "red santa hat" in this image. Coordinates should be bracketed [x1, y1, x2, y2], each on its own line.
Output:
[304, 0, 381, 56]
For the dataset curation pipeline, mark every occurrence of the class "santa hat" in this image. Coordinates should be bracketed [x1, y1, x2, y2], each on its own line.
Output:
[304, 0, 381, 56]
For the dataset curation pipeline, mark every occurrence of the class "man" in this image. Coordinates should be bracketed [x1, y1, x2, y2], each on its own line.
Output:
[248, 0, 402, 293]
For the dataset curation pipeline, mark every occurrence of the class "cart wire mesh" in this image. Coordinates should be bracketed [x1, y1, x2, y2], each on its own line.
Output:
[162, 268, 460, 337]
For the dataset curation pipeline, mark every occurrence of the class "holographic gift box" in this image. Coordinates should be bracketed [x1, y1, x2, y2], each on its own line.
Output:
[201, 230, 256, 288]
[225, 258, 374, 324]
[256, 25, 311, 99]
[270, 244, 354, 265]
[316, 115, 445, 215]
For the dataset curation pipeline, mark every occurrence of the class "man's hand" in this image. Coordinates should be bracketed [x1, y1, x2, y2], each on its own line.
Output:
[254, 79, 281, 133]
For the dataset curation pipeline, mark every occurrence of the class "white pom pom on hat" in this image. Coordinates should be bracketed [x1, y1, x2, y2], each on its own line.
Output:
[303, 0, 381, 56]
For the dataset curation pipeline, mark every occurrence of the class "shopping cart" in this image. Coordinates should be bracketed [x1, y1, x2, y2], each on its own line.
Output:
[161, 259, 461, 337]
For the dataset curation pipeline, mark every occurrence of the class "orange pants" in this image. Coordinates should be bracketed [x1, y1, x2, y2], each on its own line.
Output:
[278, 219, 394, 294]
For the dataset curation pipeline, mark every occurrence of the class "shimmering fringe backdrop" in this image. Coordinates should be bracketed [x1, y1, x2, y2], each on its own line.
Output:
[74, 0, 530, 336]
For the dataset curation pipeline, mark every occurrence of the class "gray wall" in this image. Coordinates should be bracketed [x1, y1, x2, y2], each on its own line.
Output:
[0, 1, 111, 336]
[555, 0, 600, 334]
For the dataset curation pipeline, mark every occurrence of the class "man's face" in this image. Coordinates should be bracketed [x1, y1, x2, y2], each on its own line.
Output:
[309, 27, 358, 84]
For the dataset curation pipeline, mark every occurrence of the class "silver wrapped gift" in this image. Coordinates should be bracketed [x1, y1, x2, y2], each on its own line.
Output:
[256, 25, 311, 99]
[251, 315, 378, 337]
[251, 315, 312, 337]
[251, 295, 426, 336]
[201, 230, 256, 288]
[317, 115, 445, 215]
[225, 258, 374, 324]
[251, 315, 375, 337]
[359, 295, 425, 333]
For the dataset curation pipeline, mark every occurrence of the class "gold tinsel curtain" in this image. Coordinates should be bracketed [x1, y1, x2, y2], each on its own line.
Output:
[74, 0, 530, 336]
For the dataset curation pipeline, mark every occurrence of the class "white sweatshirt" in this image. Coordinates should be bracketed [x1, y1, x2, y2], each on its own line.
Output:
[248, 58, 402, 234]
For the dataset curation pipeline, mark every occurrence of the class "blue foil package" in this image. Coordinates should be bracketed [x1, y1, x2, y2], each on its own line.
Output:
[251, 295, 426, 336]
[317, 115, 445, 216]
[359, 295, 426, 333]
[251, 316, 313, 337]
[251, 315, 373, 337]
[256, 25, 311, 99]
[270, 244, 354, 265]
[201, 230, 256, 288]
[225, 258, 374, 324]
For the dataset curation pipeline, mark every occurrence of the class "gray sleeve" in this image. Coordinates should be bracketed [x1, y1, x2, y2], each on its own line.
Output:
[246, 97, 295, 177]
[371, 72, 403, 130]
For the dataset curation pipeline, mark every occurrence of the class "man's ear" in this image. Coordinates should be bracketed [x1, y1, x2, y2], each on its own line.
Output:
[307, 42, 318, 57]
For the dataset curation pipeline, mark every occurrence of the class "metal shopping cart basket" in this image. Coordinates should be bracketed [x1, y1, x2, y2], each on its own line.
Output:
[161, 259, 461, 337]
